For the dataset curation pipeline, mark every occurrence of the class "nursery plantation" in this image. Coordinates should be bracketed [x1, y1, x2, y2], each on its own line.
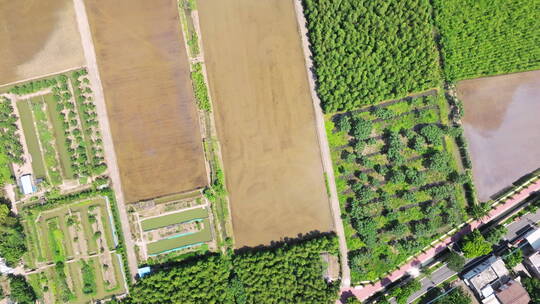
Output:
[302, 0, 441, 112]
[20, 190, 127, 303]
[433, 0, 540, 81]
[327, 93, 471, 282]
[124, 235, 339, 304]
[6, 69, 106, 188]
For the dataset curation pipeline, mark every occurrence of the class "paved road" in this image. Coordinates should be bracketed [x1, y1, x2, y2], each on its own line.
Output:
[407, 206, 540, 303]
[292, 0, 351, 288]
[408, 265, 456, 303]
[72, 0, 138, 280]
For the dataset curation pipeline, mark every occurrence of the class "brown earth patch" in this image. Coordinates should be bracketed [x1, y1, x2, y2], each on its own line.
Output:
[457, 70, 540, 201]
[84, 0, 207, 203]
[0, 0, 84, 85]
[198, 0, 333, 247]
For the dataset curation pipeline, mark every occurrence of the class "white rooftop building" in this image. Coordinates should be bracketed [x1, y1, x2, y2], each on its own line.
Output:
[19, 174, 34, 195]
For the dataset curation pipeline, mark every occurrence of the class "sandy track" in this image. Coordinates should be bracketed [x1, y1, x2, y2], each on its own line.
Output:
[292, 0, 350, 287]
[71, 0, 138, 279]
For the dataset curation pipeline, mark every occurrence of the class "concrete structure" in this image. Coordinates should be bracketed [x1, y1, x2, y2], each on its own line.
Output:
[494, 280, 530, 304]
[463, 256, 532, 304]
[523, 251, 540, 279]
[137, 266, 151, 278]
[19, 174, 34, 195]
[524, 228, 540, 251]
[463, 256, 510, 302]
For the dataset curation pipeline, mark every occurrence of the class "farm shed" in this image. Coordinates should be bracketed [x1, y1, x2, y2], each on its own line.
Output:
[19, 174, 34, 195]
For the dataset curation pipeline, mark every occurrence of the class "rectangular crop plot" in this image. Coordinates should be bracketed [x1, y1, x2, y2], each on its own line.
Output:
[21, 195, 126, 302]
[198, 0, 333, 248]
[0, 0, 84, 85]
[457, 70, 540, 201]
[147, 219, 212, 255]
[141, 207, 208, 231]
[327, 93, 470, 282]
[85, 0, 207, 203]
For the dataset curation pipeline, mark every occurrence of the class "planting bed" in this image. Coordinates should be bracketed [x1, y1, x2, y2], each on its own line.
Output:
[327, 93, 470, 282]
[457, 70, 540, 201]
[141, 207, 208, 231]
[21, 196, 126, 303]
[146, 219, 212, 256]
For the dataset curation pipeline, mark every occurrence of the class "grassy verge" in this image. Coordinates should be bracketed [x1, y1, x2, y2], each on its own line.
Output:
[44, 94, 74, 179]
[147, 219, 212, 255]
[141, 207, 208, 231]
[31, 97, 62, 185]
[17, 100, 47, 179]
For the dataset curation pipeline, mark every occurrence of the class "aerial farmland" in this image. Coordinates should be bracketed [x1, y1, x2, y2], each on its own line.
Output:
[0, 0, 84, 85]
[198, 0, 333, 247]
[1, 0, 540, 303]
[84, 0, 208, 203]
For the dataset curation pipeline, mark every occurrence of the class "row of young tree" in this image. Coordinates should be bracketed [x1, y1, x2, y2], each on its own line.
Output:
[0, 97, 24, 185]
[122, 235, 340, 303]
[302, 0, 441, 112]
[433, 0, 540, 81]
[70, 69, 107, 177]
[331, 100, 472, 281]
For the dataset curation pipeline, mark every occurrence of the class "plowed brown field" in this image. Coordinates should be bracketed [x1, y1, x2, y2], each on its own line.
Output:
[0, 0, 84, 85]
[199, 0, 333, 247]
[458, 70, 540, 201]
[85, 0, 207, 203]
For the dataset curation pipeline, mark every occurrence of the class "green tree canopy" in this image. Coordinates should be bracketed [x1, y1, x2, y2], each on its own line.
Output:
[461, 230, 492, 258]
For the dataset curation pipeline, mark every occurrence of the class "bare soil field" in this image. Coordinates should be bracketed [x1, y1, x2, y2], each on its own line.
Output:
[198, 0, 333, 247]
[0, 0, 84, 85]
[84, 0, 207, 203]
[458, 70, 540, 201]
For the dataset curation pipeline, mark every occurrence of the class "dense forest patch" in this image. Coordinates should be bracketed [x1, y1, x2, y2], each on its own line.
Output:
[326, 94, 471, 282]
[302, 0, 441, 112]
[125, 235, 339, 304]
[433, 0, 540, 81]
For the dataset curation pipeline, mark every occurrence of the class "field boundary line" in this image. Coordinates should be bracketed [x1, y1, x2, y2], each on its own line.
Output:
[0, 66, 86, 89]
[72, 0, 138, 280]
[293, 0, 350, 287]
[138, 203, 209, 221]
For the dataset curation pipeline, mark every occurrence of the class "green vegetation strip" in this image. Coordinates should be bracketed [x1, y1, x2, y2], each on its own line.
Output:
[433, 0, 540, 81]
[141, 207, 208, 231]
[147, 219, 212, 255]
[128, 235, 339, 303]
[44, 94, 74, 179]
[16, 100, 47, 179]
[31, 97, 62, 185]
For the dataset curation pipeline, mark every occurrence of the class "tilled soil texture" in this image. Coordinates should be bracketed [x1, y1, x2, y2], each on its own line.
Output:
[198, 0, 333, 247]
[458, 70, 540, 201]
[84, 0, 207, 203]
[0, 0, 84, 85]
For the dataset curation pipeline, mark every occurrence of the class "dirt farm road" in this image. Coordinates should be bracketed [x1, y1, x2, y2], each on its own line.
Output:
[293, 0, 351, 287]
[72, 0, 138, 279]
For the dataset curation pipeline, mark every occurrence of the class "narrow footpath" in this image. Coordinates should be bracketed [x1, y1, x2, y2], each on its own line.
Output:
[71, 0, 138, 279]
[293, 0, 351, 287]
